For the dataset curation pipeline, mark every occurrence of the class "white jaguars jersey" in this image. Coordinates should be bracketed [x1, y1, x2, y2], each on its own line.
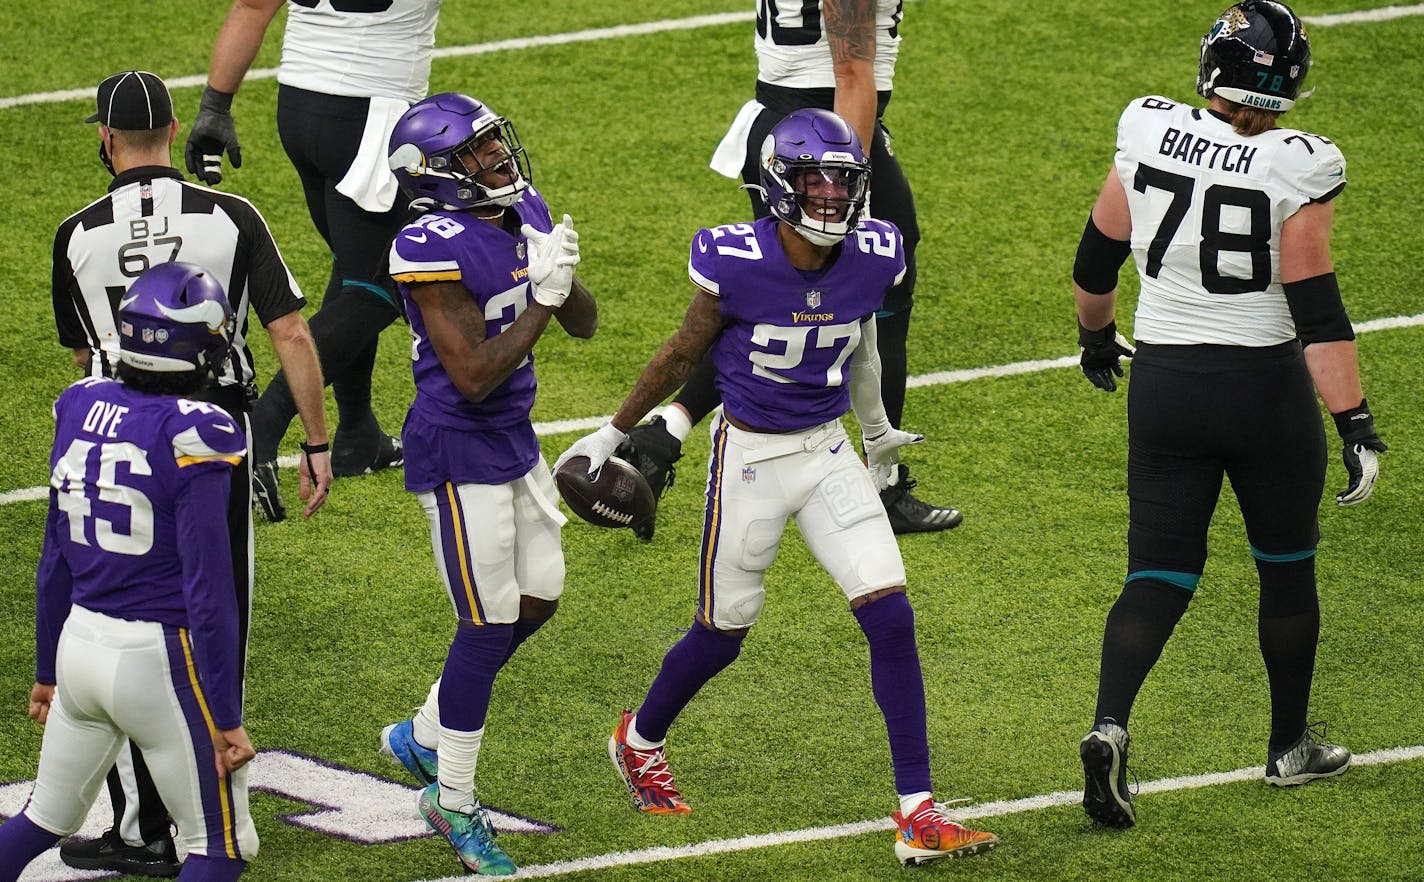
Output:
[1114, 96, 1346, 346]
[755, 0, 903, 92]
[279, 0, 443, 103]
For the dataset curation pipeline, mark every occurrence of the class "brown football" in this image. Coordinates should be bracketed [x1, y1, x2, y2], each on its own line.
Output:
[554, 454, 657, 529]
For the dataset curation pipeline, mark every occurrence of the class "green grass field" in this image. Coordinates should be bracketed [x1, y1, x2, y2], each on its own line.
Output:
[2, 2, 1422, 880]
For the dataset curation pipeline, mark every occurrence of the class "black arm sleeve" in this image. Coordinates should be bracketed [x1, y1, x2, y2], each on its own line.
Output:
[1072, 213, 1132, 295]
[1283, 272, 1354, 344]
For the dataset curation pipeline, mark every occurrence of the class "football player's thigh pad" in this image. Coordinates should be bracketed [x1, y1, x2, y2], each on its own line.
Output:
[513, 468, 566, 601]
[800, 462, 906, 597]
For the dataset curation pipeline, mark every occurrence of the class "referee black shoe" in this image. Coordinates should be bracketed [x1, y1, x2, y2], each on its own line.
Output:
[60, 828, 180, 877]
[880, 465, 963, 534]
[252, 459, 287, 523]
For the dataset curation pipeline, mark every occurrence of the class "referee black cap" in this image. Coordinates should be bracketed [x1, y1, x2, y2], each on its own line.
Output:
[86, 70, 173, 130]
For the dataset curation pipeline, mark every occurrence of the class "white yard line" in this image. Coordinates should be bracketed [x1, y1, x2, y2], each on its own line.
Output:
[3, 3, 1421, 108]
[1302, 3, 1424, 25]
[4, 311, 1422, 505]
[413, 744, 1424, 880]
[0, 13, 754, 111]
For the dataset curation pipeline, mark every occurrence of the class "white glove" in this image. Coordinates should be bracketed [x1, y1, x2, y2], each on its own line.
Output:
[520, 214, 580, 308]
[862, 427, 924, 491]
[554, 422, 627, 478]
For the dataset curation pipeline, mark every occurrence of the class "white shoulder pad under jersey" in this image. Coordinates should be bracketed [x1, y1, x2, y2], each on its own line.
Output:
[279, 0, 443, 103]
[755, 0, 903, 92]
[1113, 96, 1345, 346]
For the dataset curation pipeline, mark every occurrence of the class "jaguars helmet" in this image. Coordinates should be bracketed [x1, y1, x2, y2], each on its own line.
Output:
[1197, 1, 1312, 112]
[759, 109, 870, 246]
[118, 262, 233, 375]
[387, 92, 530, 210]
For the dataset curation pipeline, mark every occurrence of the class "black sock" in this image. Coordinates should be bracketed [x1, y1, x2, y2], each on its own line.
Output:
[1094, 580, 1193, 726]
[1257, 557, 1319, 753]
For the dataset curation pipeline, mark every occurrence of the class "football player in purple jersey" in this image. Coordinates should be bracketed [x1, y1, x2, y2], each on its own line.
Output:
[0, 263, 258, 882]
[374, 92, 595, 876]
[557, 109, 997, 866]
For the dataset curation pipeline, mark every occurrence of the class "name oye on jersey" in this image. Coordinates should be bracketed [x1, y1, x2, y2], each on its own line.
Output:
[1114, 95, 1345, 347]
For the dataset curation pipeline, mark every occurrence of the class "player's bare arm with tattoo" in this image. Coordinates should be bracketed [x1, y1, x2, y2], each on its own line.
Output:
[611, 289, 726, 432]
[826, 0, 878, 148]
[412, 280, 558, 402]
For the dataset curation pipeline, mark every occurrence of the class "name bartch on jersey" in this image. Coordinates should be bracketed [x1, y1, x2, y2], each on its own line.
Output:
[1159, 128, 1257, 174]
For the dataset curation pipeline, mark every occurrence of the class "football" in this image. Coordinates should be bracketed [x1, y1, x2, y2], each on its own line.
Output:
[554, 455, 657, 529]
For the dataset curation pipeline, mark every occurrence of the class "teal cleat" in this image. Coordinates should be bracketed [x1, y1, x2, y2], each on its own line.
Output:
[418, 783, 517, 876]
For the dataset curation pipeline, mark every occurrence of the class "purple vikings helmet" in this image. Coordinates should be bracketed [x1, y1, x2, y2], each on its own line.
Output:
[759, 109, 870, 246]
[387, 92, 531, 209]
[118, 262, 233, 375]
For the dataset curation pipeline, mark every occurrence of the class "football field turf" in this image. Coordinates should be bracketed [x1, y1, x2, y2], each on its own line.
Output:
[1, 2, 1422, 880]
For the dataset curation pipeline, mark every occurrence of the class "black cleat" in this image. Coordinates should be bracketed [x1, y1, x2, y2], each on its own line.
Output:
[880, 464, 963, 534]
[1266, 725, 1351, 786]
[1080, 719, 1136, 828]
[614, 416, 682, 541]
[252, 459, 287, 522]
[332, 427, 404, 478]
[60, 828, 180, 878]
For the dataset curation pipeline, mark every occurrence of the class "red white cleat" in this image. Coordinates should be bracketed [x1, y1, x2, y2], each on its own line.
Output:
[608, 710, 692, 815]
[892, 798, 998, 864]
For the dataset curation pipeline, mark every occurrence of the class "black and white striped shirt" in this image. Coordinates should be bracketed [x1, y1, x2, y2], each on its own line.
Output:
[52, 166, 306, 398]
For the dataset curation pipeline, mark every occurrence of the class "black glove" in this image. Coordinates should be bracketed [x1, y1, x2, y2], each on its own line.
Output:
[1078, 320, 1135, 392]
[1332, 399, 1387, 506]
[184, 86, 242, 185]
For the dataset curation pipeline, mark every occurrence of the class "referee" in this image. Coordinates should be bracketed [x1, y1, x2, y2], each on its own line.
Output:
[48, 69, 331, 876]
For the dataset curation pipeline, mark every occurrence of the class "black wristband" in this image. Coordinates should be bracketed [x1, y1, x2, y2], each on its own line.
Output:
[200, 85, 235, 114]
[1331, 399, 1375, 443]
[1078, 320, 1116, 348]
[300, 441, 329, 455]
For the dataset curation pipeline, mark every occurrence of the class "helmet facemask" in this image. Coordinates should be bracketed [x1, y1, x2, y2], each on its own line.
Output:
[443, 119, 530, 208]
[388, 94, 532, 211]
[768, 159, 870, 246]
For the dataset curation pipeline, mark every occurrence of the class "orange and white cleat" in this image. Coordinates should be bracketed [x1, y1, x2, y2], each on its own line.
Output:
[892, 798, 998, 864]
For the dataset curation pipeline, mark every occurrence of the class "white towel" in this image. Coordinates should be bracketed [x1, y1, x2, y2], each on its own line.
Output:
[336, 95, 410, 212]
[709, 99, 765, 179]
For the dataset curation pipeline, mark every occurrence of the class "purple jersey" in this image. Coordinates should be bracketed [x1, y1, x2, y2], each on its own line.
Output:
[38, 378, 245, 727]
[389, 187, 554, 489]
[689, 217, 905, 431]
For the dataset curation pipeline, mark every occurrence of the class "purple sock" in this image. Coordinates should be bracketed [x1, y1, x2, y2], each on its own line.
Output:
[502, 617, 547, 665]
[634, 620, 743, 743]
[0, 812, 61, 882]
[439, 623, 514, 731]
[178, 854, 247, 881]
[853, 592, 932, 795]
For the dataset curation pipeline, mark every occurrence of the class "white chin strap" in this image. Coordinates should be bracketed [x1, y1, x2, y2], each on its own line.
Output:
[796, 215, 851, 246]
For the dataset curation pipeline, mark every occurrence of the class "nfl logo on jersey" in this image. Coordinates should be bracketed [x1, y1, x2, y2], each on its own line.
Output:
[805, 290, 822, 308]
[742, 466, 756, 483]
